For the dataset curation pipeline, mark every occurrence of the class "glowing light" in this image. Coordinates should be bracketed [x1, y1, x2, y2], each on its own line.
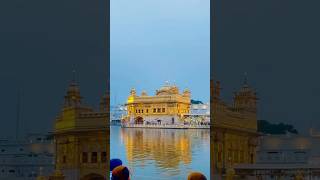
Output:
[127, 96, 134, 103]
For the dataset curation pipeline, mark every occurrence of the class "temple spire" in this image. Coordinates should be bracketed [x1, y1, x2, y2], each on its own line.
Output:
[243, 72, 248, 85]
[72, 69, 76, 83]
[64, 70, 82, 107]
[233, 73, 258, 112]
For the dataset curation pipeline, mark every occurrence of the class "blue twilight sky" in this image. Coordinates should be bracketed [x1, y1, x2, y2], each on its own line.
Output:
[110, 0, 210, 105]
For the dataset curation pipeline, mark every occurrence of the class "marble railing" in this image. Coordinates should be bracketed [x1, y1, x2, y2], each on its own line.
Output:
[121, 124, 210, 129]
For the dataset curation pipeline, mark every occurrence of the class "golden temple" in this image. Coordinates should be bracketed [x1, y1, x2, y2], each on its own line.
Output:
[49, 78, 109, 180]
[211, 78, 259, 176]
[123, 82, 191, 126]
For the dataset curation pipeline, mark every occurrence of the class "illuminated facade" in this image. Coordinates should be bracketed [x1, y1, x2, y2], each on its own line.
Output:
[211, 79, 259, 176]
[51, 79, 108, 180]
[123, 82, 191, 125]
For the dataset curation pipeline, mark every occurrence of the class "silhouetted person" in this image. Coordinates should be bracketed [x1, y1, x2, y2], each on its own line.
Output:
[112, 165, 130, 180]
[187, 172, 207, 180]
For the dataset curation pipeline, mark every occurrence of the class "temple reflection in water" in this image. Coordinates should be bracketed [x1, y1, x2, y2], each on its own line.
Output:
[112, 127, 210, 179]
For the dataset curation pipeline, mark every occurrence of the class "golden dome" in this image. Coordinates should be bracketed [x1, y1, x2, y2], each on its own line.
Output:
[141, 90, 148, 96]
[156, 82, 179, 95]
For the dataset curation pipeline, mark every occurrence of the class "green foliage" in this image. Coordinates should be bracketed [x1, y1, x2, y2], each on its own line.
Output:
[258, 120, 298, 135]
[191, 99, 203, 104]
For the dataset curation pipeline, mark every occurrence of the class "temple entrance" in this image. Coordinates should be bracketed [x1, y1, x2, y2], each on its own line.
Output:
[135, 116, 143, 124]
[81, 173, 105, 180]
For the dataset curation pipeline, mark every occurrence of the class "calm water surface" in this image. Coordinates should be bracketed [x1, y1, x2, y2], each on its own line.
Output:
[110, 126, 210, 180]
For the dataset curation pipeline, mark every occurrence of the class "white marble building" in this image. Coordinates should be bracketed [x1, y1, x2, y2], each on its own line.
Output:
[110, 104, 127, 125]
[0, 134, 54, 180]
[190, 103, 210, 116]
[234, 134, 320, 179]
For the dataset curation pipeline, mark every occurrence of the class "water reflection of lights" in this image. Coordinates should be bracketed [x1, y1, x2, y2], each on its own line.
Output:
[120, 128, 209, 173]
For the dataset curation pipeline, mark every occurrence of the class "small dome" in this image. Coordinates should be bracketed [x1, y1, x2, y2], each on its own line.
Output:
[141, 90, 148, 96]
[183, 89, 191, 97]
[64, 78, 83, 107]
[159, 86, 171, 91]
[130, 88, 136, 96]
[156, 84, 179, 95]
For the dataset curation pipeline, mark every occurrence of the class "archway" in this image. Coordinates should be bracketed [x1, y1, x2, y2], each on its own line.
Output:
[135, 116, 143, 124]
[81, 173, 105, 180]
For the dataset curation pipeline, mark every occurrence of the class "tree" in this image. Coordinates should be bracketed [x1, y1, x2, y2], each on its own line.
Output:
[258, 120, 298, 135]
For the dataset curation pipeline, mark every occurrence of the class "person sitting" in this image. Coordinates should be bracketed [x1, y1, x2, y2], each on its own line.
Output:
[187, 172, 207, 180]
[112, 165, 130, 180]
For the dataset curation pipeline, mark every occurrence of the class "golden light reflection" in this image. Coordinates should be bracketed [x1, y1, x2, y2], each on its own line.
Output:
[121, 128, 209, 170]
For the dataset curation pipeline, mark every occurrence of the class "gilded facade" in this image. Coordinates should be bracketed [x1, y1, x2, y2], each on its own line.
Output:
[123, 82, 191, 125]
[211, 79, 259, 176]
[52, 79, 109, 180]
